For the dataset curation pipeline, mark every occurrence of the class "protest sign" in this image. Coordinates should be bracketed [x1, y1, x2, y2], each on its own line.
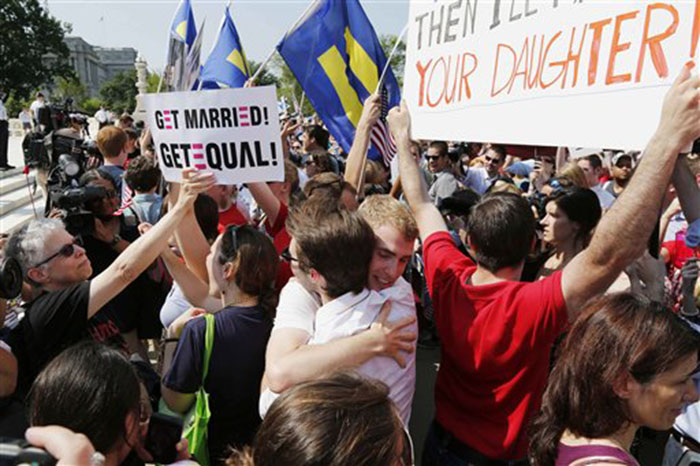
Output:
[404, 0, 700, 150]
[141, 86, 283, 184]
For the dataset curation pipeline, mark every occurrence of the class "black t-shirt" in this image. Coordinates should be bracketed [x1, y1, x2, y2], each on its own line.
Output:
[9, 282, 126, 395]
[163, 305, 272, 464]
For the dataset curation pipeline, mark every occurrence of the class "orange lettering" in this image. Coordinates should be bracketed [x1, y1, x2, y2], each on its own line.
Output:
[588, 18, 612, 85]
[416, 59, 432, 107]
[540, 31, 564, 89]
[427, 56, 446, 107]
[635, 3, 678, 82]
[606, 11, 639, 85]
[492, 43, 516, 97]
[459, 52, 478, 100]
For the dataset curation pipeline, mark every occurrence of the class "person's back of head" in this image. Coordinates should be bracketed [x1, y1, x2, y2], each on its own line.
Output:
[467, 192, 536, 272]
[286, 201, 375, 298]
[29, 341, 141, 457]
[530, 293, 700, 466]
[227, 372, 406, 466]
[305, 125, 329, 150]
[96, 126, 127, 160]
[556, 162, 589, 189]
[302, 172, 358, 211]
[359, 194, 418, 243]
[124, 154, 161, 194]
[194, 193, 220, 243]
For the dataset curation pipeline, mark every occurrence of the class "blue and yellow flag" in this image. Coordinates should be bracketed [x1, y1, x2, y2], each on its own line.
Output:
[277, 0, 400, 161]
[166, 0, 198, 90]
[199, 6, 250, 89]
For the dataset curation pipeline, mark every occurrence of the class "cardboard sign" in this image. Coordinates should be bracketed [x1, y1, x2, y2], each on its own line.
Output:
[142, 86, 284, 184]
[404, 0, 700, 150]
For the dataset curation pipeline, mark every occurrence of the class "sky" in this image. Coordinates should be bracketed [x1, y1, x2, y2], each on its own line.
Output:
[46, 0, 409, 73]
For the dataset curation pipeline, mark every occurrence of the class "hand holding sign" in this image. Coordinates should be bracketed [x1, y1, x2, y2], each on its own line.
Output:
[656, 62, 700, 153]
[387, 100, 413, 142]
[176, 169, 216, 212]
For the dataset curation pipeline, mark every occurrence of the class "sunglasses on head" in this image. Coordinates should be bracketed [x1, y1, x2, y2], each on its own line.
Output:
[34, 236, 82, 268]
[218, 225, 241, 265]
[280, 246, 298, 263]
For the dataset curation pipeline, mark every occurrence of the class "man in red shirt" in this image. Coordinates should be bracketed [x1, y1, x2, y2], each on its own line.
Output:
[387, 64, 700, 464]
[206, 185, 248, 232]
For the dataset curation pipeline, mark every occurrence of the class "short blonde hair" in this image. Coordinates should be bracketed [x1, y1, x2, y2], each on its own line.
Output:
[557, 162, 588, 189]
[359, 195, 418, 241]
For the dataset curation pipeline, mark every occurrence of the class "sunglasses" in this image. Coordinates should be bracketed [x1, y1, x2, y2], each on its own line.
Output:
[425, 155, 442, 162]
[485, 155, 503, 164]
[34, 236, 82, 268]
[280, 246, 298, 263]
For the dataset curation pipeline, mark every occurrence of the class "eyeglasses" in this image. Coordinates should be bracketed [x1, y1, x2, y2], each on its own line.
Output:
[280, 246, 298, 263]
[34, 236, 82, 268]
[485, 155, 503, 164]
[425, 155, 442, 162]
[399, 428, 415, 466]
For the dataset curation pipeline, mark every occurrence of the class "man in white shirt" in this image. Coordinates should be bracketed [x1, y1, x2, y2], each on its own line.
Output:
[29, 92, 45, 127]
[577, 153, 615, 210]
[462, 144, 507, 195]
[94, 105, 109, 129]
[426, 141, 459, 203]
[260, 196, 418, 423]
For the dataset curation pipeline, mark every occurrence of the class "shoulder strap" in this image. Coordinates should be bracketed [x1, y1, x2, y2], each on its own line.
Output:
[201, 313, 215, 383]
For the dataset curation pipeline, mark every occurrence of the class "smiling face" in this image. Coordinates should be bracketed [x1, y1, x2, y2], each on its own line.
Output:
[367, 224, 414, 291]
[624, 352, 699, 430]
[426, 147, 449, 173]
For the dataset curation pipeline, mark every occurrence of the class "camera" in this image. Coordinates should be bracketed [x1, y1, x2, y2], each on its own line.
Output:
[51, 186, 109, 237]
[0, 258, 22, 301]
[0, 438, 55, 466]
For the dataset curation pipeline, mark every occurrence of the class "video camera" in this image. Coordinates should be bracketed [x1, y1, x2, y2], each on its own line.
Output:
[50, 185, 109, 237]
[0, 439, 55, 466]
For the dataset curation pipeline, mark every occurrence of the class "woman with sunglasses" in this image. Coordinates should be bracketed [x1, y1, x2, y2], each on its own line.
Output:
[228, 372, 414, 466]
[160, 224, 279, 464]
[530, 293, 700, 466]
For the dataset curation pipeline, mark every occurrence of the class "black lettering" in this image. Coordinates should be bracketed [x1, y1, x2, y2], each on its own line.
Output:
[429, 5, 444, 46]
[223, 142, 238, 168]
[185, 109, 198, 129]
[170, 144, 183, 168]
[509, 0, 521, 22]
[206, 143, 223, 170]
[171, 110, 180, 129]
[445, 0, 461, 43]
[415, 12, 429, 50]
[220, 107, 232, 127]
[159, 143, 173, 166]
[240, 142, 256, 168]
[198, 109, 210, 128]
[208, 108, 221, 128]
[231, 107, 239, 126]
[490, 0, 502, 29]
[270, 142, 278, 166]
[155, 111, 165, 129]
[250, 106, 262, 126]
[524, 0, 537, 17]
[254, 141, 269, 167]
[179, 143, 191, 167]
[462, 0, 477, 37]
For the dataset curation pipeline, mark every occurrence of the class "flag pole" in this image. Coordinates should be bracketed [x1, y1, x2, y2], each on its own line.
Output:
[249, 0, 319, 84]
[375, 22, 408, 93]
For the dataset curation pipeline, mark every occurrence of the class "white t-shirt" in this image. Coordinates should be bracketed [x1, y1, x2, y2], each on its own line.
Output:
[259, 277, 417, 424]
[30, 100, 44, 121]
[462, 166, 494, 195]
[591, 184, 615, 210]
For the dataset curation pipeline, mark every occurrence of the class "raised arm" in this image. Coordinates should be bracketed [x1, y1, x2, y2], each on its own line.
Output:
[89, 170, 215, 318]
[345, 94, 381, 193]
[264, 301, 416, 393]
[387, 101, 447, 242]
[561, 63, 700, 318]
[160, 246, 220, 312]
[247, 182, 282, 226]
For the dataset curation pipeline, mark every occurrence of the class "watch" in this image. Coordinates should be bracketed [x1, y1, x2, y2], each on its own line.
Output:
[109, 234, 122, 247]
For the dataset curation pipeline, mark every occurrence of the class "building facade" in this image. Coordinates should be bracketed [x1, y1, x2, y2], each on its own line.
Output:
[63, 37, 137, 96]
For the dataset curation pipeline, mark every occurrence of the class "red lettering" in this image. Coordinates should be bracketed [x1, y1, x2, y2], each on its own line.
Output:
[635, 3, 678, 82]
[416, 59, 432, 107]
[427, 56, 447, 107]
[459, 52, 478, 100]
[539, 31, 564, 89]
[606, 11, 639, 85]
[588, 18, 612, 85]
[491, 43, 517, 97]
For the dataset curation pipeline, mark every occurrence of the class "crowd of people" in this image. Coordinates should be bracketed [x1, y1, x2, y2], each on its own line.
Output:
[0, 64, 699, 466]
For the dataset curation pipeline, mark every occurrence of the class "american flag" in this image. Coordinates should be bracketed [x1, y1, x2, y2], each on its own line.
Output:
[114, 172, 133, 217]
[370, 85, 397, 167]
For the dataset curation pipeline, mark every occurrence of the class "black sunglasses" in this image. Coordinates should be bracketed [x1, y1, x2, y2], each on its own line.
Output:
[34, 237, 82, 268]
[425, 155, 442, 161]
[280, 246, 298, 263]
[218, 225, 241, 265]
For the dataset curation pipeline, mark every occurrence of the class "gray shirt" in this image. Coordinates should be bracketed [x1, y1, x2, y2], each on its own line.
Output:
[428, 170, 459, 205]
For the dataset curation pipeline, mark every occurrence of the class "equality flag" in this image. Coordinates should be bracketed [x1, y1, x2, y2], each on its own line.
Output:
[199, 6, 250, 89]
[184, 18, 206, 91]
[276, 0, 400, 164]
[165, 0, 198, 91]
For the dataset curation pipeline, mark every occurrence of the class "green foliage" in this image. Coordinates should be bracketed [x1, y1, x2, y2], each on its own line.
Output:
[249, 60, 279, 88]
[270, 55, 315, 117]
[99, 70, 138, 113]
[379, 34, 405, 88]
[147, 72, 162, 93]
[81, 97, 103, 114]
[53, 76, 88, 107]
[0, 0, 73, 99]
[4, 95, 31, 118]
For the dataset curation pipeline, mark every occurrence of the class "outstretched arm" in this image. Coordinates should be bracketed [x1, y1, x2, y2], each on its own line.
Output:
[345, 94, 381, 193]
[562, 63, 700, 318]
[89, 170, 215, 318]
[387, 101, 447, 242]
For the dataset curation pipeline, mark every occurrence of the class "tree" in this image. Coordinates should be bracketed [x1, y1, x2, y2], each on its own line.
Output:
[0, 0, 73, 99]
[147, 72, 162, 93]
[99, 70, 138, 113]
[249, 60, 279, 88]
[270, 55, 315, 116]
[53, 76, 88, 108]
[379, 34, 405, 88]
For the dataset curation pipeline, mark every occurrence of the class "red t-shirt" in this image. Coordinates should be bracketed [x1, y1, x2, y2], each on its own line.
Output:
[423, 232, 568, 460]
[662, 239, 698, 271]
[265, 203, 293, 290]
[217, 204, 248, 233]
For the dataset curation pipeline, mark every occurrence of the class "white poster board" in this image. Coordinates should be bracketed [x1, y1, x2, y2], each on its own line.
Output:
[142, 86, 284, 184]
[404, 0, 700, 150]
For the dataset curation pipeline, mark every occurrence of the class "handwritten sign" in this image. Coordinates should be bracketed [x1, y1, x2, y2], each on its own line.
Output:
[142, 86, 284, 184]
[404, 0, 700, 149]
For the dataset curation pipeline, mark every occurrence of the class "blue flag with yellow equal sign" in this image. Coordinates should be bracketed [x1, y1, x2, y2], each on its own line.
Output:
[166, 0, 198, 90]
[276, 0, 400, 162]
[199, 6, 250, 89]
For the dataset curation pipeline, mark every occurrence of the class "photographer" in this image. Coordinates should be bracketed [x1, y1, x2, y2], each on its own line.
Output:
[5, 169, 215, 396]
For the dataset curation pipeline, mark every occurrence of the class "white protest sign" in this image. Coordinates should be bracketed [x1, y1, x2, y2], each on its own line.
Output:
[142, 86, 284, 184]
[404, 0, 700, 150]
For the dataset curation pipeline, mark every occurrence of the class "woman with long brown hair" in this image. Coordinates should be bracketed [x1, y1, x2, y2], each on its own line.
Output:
[530, 293, 700, 466]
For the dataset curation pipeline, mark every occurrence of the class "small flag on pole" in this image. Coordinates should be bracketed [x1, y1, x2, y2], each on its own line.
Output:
[199, 6, 250, 89]
[165, 0, 198, 91]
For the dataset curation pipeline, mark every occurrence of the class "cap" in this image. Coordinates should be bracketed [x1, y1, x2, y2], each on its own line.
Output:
[505, 162, 532, 177]
[611, 152, 636, 168]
